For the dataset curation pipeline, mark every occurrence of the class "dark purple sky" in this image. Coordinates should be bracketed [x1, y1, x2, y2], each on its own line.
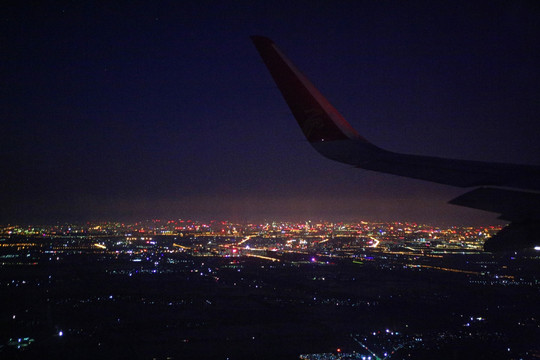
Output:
[2, 1, 539, 225]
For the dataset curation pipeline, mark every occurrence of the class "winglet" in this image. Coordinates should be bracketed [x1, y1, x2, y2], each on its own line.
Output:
[251, 36, 366, 143]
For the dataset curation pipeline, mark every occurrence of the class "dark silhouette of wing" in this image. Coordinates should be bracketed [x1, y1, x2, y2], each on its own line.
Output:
[251, 36, 540, 252]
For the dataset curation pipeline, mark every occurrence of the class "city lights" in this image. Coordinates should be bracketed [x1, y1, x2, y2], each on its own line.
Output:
[0, 219, 537, 359]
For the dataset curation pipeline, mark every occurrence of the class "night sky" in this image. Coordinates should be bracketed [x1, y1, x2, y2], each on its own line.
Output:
[2, 1, 539, 225]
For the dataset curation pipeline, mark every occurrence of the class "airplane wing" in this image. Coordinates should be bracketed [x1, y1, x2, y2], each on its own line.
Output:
[251, 35, 540, 252]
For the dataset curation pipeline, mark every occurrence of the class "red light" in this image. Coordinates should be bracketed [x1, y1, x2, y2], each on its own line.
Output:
[337, 348, 341, 353]
[232, 249, 237, 253]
